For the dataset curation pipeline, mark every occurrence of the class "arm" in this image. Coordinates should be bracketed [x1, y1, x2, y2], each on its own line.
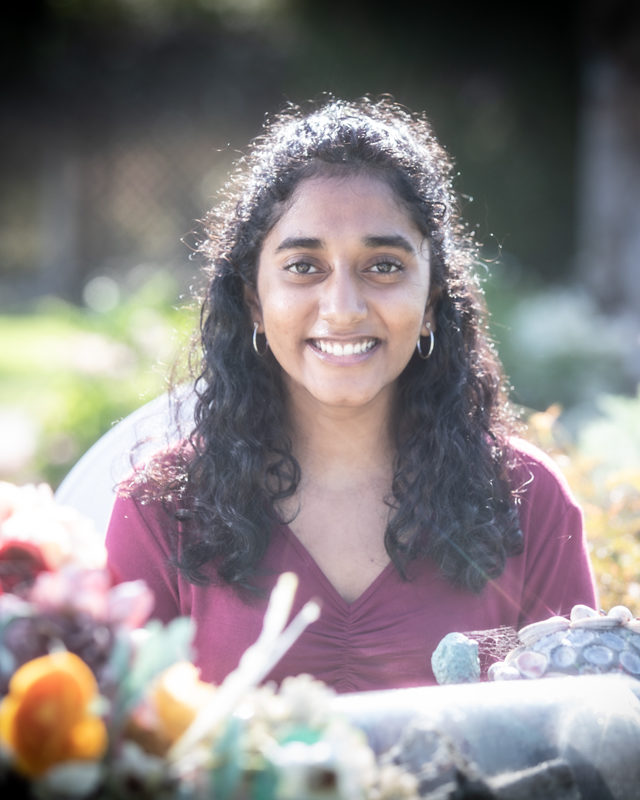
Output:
[513, 440, 599, 626]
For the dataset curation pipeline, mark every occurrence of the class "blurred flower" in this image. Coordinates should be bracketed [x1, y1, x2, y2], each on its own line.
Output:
[0, 482, 106, 594]
[0, 487, 155, 701]
[152, 661, 216, 744]
[27, 566, 154, 628]
[0, 569, 156, 699]
[128, 661, 217, 755]
[0, 540, 48, 594]
[0, 651, 107, 777]
[0, 482, 416, 799]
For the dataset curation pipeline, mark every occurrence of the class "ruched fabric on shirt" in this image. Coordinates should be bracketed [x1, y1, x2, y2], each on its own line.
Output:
[105, 438, 598, 692]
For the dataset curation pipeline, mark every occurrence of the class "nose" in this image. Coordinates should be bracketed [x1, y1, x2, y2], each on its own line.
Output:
[318, 269, 367, 327]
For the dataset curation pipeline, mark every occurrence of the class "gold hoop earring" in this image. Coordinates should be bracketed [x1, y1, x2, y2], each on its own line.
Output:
[416, 325, 435, 360]
[252, 322, 268, 356]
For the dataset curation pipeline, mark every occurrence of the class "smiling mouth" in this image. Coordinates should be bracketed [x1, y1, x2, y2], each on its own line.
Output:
[310, 338, 378, 356]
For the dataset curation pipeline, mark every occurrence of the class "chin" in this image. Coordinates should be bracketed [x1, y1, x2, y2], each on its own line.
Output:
[314, 390, 387, 409]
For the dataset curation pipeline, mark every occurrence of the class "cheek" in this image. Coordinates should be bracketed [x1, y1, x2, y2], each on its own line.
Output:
[389, 291, 430, 331]
[255, 274, 287, 324]
[257, 276, 313, 327]
[260, 294, 312, 351]
[262, 294, 303, 328]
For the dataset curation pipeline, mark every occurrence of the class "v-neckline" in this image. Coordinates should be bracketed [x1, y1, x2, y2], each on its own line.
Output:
[279, 524, 396, 611]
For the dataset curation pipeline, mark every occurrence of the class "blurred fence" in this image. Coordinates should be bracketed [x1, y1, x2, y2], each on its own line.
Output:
[1, 114, 234, 306]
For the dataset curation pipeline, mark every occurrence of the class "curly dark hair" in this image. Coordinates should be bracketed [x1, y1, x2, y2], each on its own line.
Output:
[131, 96, 524, 594]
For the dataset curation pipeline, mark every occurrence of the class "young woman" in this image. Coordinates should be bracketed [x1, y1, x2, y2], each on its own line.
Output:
[106, 97, 597, 692]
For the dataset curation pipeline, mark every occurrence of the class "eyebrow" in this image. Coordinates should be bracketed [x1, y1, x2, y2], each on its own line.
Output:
[274, 234, 416, 254]
[363, 235, 416, 253]
[275, 237, 323, 252]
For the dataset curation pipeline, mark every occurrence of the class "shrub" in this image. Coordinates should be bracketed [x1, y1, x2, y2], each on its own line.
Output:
[525, 389, 640, 612]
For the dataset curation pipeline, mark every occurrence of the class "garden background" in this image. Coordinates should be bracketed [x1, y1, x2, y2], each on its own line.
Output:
[1, 0, 639, 610]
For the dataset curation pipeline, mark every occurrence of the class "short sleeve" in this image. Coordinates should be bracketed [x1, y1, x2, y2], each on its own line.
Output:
[106, 492, 182, 623]
[511, 439, 599, 626]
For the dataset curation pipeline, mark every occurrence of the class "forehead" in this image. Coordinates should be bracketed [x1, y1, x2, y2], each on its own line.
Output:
[265, 172, 422, 242]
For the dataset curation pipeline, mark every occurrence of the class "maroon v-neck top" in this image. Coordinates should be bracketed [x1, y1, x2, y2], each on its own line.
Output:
[106, 439, 597, 692]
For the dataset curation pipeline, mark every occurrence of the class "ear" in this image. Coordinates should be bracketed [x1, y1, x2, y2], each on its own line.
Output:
[243, 284, 263, 331]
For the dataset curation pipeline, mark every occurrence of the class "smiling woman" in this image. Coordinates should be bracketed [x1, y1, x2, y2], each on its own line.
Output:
[248, 173, 434, 414]
[105, 97, 597, 692]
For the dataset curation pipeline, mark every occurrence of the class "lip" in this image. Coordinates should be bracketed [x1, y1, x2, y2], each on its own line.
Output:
[307, 337, 380, 363]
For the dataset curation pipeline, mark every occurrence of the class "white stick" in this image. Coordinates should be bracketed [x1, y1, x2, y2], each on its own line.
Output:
[169, 572, 321, 762]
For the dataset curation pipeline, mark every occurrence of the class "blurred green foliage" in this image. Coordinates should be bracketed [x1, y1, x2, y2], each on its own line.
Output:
[483, 265, 635, 416]
[0, 270, 195, 488]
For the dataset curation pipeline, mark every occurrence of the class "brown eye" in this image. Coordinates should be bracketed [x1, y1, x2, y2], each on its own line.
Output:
[368, 260, 403, 274]
[285, 261, 319, 275]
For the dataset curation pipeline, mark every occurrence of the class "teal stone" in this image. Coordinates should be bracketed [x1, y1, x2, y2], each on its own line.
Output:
[431, 632, 481, 684]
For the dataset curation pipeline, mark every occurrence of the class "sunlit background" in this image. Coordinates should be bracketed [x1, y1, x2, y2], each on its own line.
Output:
[1, 1, 639, 608]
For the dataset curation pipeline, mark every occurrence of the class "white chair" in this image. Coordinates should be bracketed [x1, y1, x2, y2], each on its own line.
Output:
[55, 387, 195, 536]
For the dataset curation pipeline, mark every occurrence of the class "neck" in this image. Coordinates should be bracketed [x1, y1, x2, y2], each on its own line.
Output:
[285, 387, 397, 490]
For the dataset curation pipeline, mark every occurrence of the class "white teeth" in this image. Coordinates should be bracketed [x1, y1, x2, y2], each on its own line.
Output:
[315, 339, 375, 356]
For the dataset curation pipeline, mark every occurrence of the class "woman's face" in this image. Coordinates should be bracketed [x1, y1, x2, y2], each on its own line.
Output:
[247, 172, 435, 415]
